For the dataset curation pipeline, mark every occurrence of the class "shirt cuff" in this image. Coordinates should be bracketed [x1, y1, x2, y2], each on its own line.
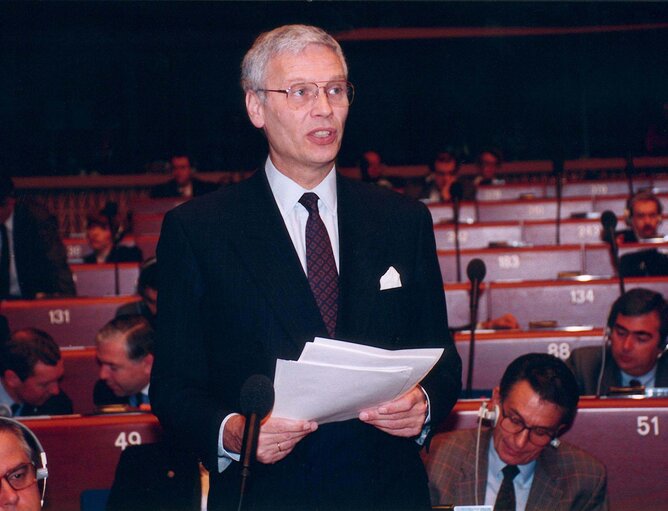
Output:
[217, 413, 241, 472]
[415, 385, 432, 446]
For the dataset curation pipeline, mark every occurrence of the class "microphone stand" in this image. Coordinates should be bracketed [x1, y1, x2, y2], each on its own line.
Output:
[554, 159, 564, 246]
[465, 259, 486, 398]
[453, 196, 462, 283]
[601, 211, 626, 296]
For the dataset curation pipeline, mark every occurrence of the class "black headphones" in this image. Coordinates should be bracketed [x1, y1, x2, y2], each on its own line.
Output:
[0, 416, 48, 506]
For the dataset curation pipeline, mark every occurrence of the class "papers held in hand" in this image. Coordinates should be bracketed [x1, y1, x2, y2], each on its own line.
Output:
[272, 338, 443, 424]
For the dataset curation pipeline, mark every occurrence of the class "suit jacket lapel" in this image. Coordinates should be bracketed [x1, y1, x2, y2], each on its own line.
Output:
[336, 176, 385, 342]
[526, 447, 564, 510]
[229, 170, 326, 352]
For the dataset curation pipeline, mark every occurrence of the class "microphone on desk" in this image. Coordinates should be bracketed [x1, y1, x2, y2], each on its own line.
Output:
[465, 258, 486, 398]
[238, 374, 275, 511]
[601, 210, 625, 295]
[450, 181, 464, 283]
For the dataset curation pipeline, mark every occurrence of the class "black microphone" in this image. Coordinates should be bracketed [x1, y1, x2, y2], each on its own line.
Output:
[238, 374, 275, 511]
[601, 211, 625, 295]
[450, 181, 464, 282]
[465, 258, 486, 398]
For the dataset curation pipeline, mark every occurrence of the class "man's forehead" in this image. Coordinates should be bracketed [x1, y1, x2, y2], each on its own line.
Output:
[269, 45, 345, 79]
[616, 311, 661, 332]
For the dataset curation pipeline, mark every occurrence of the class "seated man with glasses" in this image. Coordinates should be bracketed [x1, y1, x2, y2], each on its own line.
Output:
[423, 353, 608, 510]
[567, 288, 668, 395]
[0, 419, 44, 510]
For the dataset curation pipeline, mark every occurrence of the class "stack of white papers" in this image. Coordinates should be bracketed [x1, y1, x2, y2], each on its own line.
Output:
[272, 338, 443, 424]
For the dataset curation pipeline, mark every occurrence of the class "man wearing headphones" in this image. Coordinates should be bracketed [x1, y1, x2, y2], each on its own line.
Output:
[423, 354, 608, 510]
[616, 190, 664, 243]
[567, 288, 668, 395]
[0, 417, 47, 510]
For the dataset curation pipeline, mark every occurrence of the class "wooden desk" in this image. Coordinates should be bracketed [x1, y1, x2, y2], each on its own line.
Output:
[454, 329, 604, 390]
[487, 277, 668, 327]
[443, 283, 490, 328]
[476, 184, 546, 201]
[438, 245, 583, 283]
[428, 202, 477, 224]
[0, 296, 136, 346]
[71, 263, 140, 297]
[433, 398, 668, 511]
[477, 197, 592, 222]
[522, 217, 605, 245]
[60, 347, 99, 414]
[129, 197, 185, 215]
[23, 414, 162, 511]
[433, 222, 523, 250]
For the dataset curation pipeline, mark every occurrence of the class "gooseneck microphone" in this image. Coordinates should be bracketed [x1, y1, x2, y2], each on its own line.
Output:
[450, 181, 464, 283]
[238, 374, 275, 511]
[601, 210, 625, 295]
[465, 258, 486, 398]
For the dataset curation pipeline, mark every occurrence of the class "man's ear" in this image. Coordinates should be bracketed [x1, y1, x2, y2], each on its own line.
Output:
[246, 90, 265, 129]
[4, 370, 22, 389]
[491, 386, 501, 406]
[143, 353, 155, 374]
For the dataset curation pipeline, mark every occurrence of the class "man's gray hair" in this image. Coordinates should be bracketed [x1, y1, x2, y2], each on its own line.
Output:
[241, 24, 348, 93]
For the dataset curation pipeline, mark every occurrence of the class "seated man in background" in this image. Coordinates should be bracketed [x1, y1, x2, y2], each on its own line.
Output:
[93, 315, 154, 408]
[116, 258, 158, 328]
[423, 353, 608, 511]
[616, 190, 663, 243]
[473, 148, 504, 186]
[0, 176, 75, 299]
[150, 154, 219, 199]
[359, 149, 393, 189]
[83, 211, 143, 264]
[0, 328, 72, 417]
[0, 418, 44, 510]
[567, 288, 667, 395]
[422, 151, 476, 203]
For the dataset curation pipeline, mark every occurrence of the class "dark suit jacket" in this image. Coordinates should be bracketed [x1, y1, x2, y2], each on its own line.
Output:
[567, 345, 668, 395]
[422, 428, 609, 511]
[93, 379, 129, 407]
[150, 177, 219, 198]
[12, 199, 75, 298]
[18, 392, 73, 417]
[107, 441, 201, 511]
[82, 245, 143, 264]
[151, 169, 462, 510]
[0, 315, 8, 345]
[619, 248, 668, 277]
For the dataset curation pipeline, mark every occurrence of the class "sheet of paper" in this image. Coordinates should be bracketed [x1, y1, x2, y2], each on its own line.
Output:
[271, 338, 444, 424]
[273, 359, 413, 423]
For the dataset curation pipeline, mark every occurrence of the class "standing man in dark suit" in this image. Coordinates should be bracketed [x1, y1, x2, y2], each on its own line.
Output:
[567, 288, 668, 395]
[0, 176, 75, 299]
[151, 24, 461, 511]
[423, 354, 609, 510]
[150, 154, 219, 199]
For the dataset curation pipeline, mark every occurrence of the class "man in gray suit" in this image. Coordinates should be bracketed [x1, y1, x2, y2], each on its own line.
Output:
[423, 354, 608, 511]
[567, 288, 668, 395]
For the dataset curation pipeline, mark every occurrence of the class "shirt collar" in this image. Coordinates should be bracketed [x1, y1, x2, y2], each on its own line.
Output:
[265, 157, 338, 218]
[488, 434, 536, 486]
[620, 366, 657, 388]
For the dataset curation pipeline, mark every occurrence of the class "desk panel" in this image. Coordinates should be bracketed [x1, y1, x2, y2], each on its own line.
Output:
[432, 398, 668, 511]
[132, 212, 165, 236]
[438, 246, 583, 283]
[477, 197, 592, 222]
[428, 203, 477, 224]
[476, 184, 546, 201]
[455, 329, 603, 390]
[72, 263, 140, 296]
[593, 193, 668, 214]
[444, 283, 490, 328]
[129, 197, 185, 215]
[64, 237, 147, 264]
[488, 277, 668, 327]
[60, 347, 99, 414]
[0, 297, 136, 346]
[522, 218, 604, 245]
[433, 223, 522, 250]
[23, 414, 162, 511]
[558, 179, 650, 198]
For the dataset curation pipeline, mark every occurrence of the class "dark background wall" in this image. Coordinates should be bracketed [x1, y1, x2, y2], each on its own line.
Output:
[2, 1, 668, 176]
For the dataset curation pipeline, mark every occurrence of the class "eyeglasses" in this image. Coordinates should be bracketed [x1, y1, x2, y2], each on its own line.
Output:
[258, 81, 355, 110]
[499, 406, 559, 446]
[1, 463, 38, 494]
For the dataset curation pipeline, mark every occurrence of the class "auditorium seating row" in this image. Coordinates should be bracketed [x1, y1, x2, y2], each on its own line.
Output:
[22, 396, 668, 511]
[3, 276, 666, 346]
[428, 192, 668, 225]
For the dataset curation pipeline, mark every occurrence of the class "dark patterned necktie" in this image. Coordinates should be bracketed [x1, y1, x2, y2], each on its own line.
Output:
[299, 193, 338, 337]
[0, 224, 9, 297]
[494, 464, 519, 511]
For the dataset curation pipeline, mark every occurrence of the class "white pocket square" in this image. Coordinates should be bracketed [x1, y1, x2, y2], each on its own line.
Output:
[379, 266, 402, 290]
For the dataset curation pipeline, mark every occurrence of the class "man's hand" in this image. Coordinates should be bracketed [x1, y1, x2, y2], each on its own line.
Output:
[358, 386, 427, 437]
[224, 415, 318, 464]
